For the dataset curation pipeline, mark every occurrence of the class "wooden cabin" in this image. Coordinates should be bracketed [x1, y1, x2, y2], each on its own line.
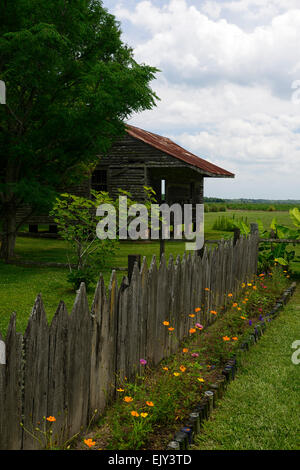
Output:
[19, 125, 234, 232]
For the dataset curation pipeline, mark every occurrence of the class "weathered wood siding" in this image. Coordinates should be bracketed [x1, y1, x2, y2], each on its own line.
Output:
[0, 232, 259, 449]
[17, 134, 205, 226]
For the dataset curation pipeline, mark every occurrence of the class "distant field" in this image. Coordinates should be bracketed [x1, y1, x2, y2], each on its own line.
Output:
[0, 209, 299, 336]
[205, 202, 300, 212]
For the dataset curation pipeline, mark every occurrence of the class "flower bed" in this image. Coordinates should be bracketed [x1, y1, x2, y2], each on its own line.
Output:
[76, 267, 293, 451]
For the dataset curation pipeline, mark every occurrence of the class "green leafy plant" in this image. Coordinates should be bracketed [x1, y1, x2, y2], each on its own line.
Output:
[50, 190, 118, 290]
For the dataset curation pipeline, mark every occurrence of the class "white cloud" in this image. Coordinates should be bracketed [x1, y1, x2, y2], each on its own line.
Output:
[107, 0, 300, 198]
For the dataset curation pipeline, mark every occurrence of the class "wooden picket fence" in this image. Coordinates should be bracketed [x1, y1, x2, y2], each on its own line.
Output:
[0, 230, 259, 449]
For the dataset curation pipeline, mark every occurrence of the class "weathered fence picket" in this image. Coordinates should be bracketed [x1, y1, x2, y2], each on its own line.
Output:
[0, 232, 259, 449]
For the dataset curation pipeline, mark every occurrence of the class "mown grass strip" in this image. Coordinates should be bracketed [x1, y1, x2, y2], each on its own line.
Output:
[193, 288, 300, 450]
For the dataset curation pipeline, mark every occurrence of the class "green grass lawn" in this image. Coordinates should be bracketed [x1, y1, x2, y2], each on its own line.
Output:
[0, 209, 299, 337]
[193, 288, 300, 450]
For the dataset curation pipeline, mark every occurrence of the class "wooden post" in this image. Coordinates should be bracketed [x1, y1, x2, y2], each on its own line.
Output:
[250, 223, 259, 235]
[160, 238, 165, 259]
[128, 254, 141, 283]
[233, 228, 240, 245]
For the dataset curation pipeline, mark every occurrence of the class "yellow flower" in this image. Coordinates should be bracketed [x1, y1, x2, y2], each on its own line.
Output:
[117, 388, 125, 392]
[180, 365, 186, 372]
[84, 438, 96, 448]
[131, 411, 139, 417]
[140, 413, 148, 418]
[189, 314, 195, 318]
[247, 283, 252, 286]
[241, 283, 246, 288]
[197, 378, 205, 383]
[124, 396, 133, 403]
[173, 372, 180, 377]
[237, 307, 242, 311]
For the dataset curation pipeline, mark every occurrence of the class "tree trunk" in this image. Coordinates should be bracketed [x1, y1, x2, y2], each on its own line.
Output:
[0, 208, 17, 261]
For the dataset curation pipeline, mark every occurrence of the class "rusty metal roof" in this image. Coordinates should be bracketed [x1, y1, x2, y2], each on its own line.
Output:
[126, 124, 234, 178]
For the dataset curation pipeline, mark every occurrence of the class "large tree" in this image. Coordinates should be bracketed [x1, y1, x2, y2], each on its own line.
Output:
[0, 0, 158, 260]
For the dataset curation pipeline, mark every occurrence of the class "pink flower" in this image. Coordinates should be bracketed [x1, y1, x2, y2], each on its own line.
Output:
[140, 359, 147, 366]
[191, 353, 199, 358]
[195, 323, 203, 330]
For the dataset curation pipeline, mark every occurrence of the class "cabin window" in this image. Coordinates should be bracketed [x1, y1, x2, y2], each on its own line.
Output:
[91, 169, 107, 192]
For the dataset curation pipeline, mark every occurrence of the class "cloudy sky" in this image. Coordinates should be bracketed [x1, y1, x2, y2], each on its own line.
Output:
[103, 0, 300, 199]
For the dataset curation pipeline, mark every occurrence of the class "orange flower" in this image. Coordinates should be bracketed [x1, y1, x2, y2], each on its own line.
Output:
[162, 366, 169, 371]
[210, 310, 217, 315]
[189, 314, 195, 318]
[146, 401, 154, 407]
[84, 438, 96, 448]
[182, 348, 188, 353]
[204, 288, 210, 291]
[240, 316, 246, 320]
[237, 307, 242, 311]
[46, 416, 56, 422]
[189, 328, 196, 334]
[180, 365, 186, 372]
[168, 327, 175, 331]
[124, 396, 133, 403]
[232, 337, 238, 341]
[232, 303, 238, 307]
[228, 293, 233, 297]
[195, 307, 201, 312]
[223, 336, 230, 341]
[253, 286, 257, 290]
[131, 411, 139, 417]
[259, 273, 265, 277]
[163, 321, 170, 326]
[140, 413, 148, 418]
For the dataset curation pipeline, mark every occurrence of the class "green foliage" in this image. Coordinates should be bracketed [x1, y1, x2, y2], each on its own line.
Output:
[50, 190, 118, 290]
[205, 204, 227, 213]
[212, 214, 249, 232]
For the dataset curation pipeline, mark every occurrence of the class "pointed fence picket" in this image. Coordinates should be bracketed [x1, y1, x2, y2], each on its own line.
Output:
[0, 231, 259, 449]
